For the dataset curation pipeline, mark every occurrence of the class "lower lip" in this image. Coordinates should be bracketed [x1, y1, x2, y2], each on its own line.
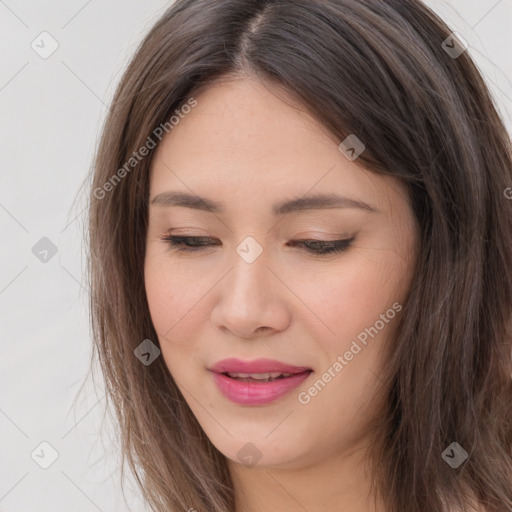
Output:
[210, 370, 312, 405]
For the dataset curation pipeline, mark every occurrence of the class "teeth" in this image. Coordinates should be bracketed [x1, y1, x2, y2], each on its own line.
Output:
[226, 372, 294, 380]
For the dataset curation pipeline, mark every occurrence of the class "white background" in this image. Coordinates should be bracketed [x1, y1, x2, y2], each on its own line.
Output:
[1, 1, 511, 511]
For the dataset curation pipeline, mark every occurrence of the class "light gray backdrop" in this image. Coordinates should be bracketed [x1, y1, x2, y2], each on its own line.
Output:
[1, 1, 511, 511]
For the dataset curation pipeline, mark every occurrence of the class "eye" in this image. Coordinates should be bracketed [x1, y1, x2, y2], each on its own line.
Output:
[287, 237, 355, 255]
[160, 235, 355, 256]
[161, 235, 221, 251]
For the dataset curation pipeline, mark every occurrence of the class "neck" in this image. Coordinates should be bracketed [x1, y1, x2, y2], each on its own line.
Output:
[228, 438, 386, 512]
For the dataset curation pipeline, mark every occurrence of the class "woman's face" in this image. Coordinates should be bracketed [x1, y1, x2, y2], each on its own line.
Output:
[144, 76, 418, 469]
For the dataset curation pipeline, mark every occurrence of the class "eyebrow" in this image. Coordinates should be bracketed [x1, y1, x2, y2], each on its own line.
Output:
[150, 191, 380, 215]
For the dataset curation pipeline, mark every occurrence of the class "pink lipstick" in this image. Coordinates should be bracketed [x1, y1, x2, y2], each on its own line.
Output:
[208, 358, 313, 405]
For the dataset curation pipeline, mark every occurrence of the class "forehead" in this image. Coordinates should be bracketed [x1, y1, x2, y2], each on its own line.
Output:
[148, 77, 404, 216]
[154, 77, 337, 166]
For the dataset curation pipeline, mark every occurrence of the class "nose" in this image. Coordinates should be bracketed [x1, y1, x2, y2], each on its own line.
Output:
[210, 244, 291, 340]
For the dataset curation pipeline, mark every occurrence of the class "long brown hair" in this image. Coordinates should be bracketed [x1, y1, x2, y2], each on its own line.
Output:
[83, 1, 512, 510]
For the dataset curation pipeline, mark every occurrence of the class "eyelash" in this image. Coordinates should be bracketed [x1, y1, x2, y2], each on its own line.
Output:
[160, 235, 355, 256]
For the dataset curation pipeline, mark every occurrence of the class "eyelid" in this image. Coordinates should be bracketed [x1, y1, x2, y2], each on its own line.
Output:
[159, 233, 356, 256]
[161, 228, 353, 238]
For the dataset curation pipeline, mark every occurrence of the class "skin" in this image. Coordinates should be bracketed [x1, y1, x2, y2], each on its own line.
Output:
[144, 75, 419, 512]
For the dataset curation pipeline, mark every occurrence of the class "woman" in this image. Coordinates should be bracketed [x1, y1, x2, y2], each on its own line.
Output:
[85, 1, 512, 511]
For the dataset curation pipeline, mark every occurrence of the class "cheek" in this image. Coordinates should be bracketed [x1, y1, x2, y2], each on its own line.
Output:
[316, 254, 401, 317]
[300, 249, 408, 361]
[144, 259, 208, 346]
[144, 266, 211, 382]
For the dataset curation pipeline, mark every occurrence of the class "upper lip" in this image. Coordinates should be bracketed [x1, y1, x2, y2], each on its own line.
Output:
[209, 358, 312, 375]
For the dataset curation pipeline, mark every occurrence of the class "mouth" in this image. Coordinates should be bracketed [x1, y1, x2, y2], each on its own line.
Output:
[218, 371, 311, 383]
[208, 358, 313, 405]
[208, 357, 312, 376]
